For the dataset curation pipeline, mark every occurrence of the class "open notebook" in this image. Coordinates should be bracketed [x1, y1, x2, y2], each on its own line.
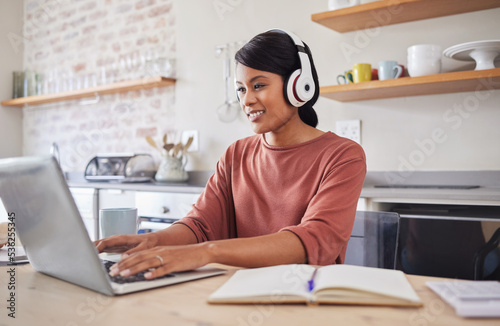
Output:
[209, 264, 422, 306]
[0, 156, 225, 295]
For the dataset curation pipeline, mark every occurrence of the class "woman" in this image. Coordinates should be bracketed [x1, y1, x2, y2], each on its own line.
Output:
[96, 29, 366, 280]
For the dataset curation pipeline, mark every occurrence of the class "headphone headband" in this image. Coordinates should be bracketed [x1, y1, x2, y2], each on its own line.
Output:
[267, 28, 304, 48]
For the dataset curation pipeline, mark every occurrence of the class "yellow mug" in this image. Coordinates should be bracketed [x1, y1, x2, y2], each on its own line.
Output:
[352, 63, 372, 83]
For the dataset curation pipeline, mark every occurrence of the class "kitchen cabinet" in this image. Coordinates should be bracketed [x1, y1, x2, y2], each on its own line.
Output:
[70, 187, 99, 241]
[68, 171, 210, 238]
[99, 189, 137, 210]
[70, 188, 202, 237]
[136, 191, 201, 232]
[311, 0, 500, 102]
[1, 76, 175, 108]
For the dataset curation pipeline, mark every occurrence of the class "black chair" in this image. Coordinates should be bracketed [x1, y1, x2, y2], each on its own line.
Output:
[474, 227, 500, 280]
[345, 211, 400, 269]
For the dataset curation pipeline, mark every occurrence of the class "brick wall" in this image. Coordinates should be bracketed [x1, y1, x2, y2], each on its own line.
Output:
[22, 0, 176, 172]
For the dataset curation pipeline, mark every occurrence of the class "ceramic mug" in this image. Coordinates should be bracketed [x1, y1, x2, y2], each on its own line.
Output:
[378, 61, 403, 80]
[337, 70, 353, 84]
[398, 64, 406, 78]
[328, 0, 360, 10]
[352, 63, 371, 83]
[100, 208, 139, 238]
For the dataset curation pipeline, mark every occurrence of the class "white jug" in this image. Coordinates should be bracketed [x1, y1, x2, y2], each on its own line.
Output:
[328, 0, 360, 10]
[155, 155, 189, 182]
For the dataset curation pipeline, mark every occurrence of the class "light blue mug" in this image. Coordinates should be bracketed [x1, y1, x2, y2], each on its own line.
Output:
[100, 207, 139, 238]
[378, 61, 403, 80]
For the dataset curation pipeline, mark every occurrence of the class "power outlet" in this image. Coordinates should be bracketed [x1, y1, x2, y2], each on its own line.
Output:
[336, 120, 361, 144]
[181, 130, 199, 152]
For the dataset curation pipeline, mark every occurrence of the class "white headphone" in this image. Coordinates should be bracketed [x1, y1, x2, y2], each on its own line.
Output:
[268, 28, 316, 107]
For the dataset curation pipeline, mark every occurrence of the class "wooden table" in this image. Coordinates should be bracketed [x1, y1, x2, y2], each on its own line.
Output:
[1, 264, 499, 326]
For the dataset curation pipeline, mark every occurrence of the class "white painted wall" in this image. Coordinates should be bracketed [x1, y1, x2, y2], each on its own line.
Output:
[175, 0, 500, 172]
[0, 1, 23, 158]
[6, 0, 500, 172]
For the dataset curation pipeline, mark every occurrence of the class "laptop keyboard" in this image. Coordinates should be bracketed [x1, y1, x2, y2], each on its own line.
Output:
[102, 260, 174, 284]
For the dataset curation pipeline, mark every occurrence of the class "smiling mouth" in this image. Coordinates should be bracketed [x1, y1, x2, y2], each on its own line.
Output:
[248, 110, 264, 119]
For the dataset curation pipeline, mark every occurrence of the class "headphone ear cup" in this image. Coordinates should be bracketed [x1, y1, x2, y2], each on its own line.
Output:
[284, 69, 305, 107]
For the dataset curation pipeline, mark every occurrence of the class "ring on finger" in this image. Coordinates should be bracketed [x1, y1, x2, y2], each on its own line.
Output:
[155, 255, 164, 266]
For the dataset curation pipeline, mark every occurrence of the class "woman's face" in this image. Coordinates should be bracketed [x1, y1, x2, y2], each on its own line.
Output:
[235, 64, 298, 135]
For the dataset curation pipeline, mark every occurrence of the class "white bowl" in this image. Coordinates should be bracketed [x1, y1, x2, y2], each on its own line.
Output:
[408, 44, 442, 55]
[408, 58, 441, 77]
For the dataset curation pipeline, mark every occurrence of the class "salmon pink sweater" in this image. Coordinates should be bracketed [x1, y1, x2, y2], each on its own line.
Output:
[175, 132, 366, 265]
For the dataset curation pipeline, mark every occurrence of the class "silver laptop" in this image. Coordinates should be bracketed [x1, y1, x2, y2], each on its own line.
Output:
[0, 156, 225, 295]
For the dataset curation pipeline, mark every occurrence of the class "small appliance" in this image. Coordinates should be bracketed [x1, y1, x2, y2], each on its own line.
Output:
[84, 153, 156, 182]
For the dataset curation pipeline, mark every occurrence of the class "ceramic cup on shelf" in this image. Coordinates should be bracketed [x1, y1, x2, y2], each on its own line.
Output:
[407, 44, 442, 77]
[398, 64, 406, 78]
[352, 63, 372, 83]
[328, 0, 360, 10]
[100, 208, 139, 238]
[378, 61, 403, 80]
[337, 70, 353, 84]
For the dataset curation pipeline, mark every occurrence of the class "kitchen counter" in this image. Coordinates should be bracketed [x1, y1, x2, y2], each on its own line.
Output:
[66, 170, 213, 194]
[361, 186, 500, 204]
[67, 170, 500, 204]
[361, 170, 500, 206]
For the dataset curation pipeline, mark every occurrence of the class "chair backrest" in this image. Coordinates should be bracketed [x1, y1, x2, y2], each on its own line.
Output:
[345, 211, 400, 269]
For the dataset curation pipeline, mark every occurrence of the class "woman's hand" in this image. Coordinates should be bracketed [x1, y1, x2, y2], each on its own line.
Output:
[94, 232, 161, 257]
[108, 242, 212, 279]
[106, 231, 306, 280]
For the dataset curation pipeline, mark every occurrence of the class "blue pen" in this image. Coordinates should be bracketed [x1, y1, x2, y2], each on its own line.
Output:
[308, 268, 318, 292]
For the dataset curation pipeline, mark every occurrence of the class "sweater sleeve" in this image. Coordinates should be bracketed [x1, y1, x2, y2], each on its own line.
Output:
[173, 147, 237, 242]
[281, 142, 366, 265]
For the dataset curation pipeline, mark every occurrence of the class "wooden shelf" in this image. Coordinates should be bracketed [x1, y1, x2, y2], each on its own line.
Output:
[320, 68, 500, 102]
[1, 76, 175, 108]
[311, 0, 500, 33]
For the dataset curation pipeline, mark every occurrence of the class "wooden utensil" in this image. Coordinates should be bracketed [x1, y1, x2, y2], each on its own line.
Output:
[171, 143, 183, 157]
[145, 136, 159, 150]
[163, 143, 175, 153]
[182, 136, 194, 154]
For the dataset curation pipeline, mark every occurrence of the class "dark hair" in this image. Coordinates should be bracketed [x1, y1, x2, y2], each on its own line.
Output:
[235, 31, 320, 128]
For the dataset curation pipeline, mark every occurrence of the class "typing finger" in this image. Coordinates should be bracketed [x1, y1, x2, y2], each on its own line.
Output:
[109, 252, 162, 277]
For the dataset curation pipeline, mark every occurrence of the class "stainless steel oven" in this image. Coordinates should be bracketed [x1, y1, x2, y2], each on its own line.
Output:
[393, 204, 500, 280]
